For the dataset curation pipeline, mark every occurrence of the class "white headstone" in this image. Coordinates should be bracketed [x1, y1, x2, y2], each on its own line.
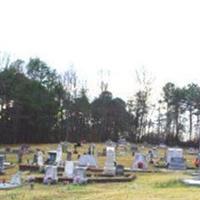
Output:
[132, 153, 148, 170]
[10, 172, 21, 185]
[56, 144, 63, 165]
[88, 144, 96, 155]
[166, 148, 186, 170]
[79, 155, 97, 167]
[43, 165, 58, 184]
[105, 140, 116, 147]
[37, 151, 44, 167]
[104, 146, 116, 175]
[168, 157, 186, 170]
[152, 148, 158, 159]
[166, 148, 183, 164]
[64, 161, 74, 178]
[73, 166, 87, 184]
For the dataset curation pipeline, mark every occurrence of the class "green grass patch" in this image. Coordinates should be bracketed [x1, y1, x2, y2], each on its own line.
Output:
[154, 179, 185, 188]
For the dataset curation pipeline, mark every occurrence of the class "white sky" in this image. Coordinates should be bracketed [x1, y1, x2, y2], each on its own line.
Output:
[1, 0, 200, 101]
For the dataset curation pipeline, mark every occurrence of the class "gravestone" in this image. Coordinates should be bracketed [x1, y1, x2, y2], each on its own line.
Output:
[168, 157, 186, 170]
[146, 150, 154, 163]
[66, 151, 72, 161]
[152, 147, 158, 158]
[10, 172, 21, 185]
[116, 165, 124, 176]
[17, 149, 23, 163]
[64, 161, 74, 178]
[43, 165, 58, 184]
[194, 152, 200, 167]
[118, 138, 127, 146]
[91, 144, 96, 155]
[88, 144, 96, 155]
[105, 139, 116, 148]
[187, 148, 198, 155]
[132, 153, 148, 170]
[130, 144, 138, 156]
[56, 144, 63, 165]
[46, 151, 57, 165]
[33, 153, 38, 164]
[20, 144, 28, 154]
[78, 154, 97, 168]
[37, 151, 44, 167]
[0, 155, 5, 173]
[73, 166, 87, 184]
[146, 148, 159, 164]
[166, 148, 186, 169]
[104, 146, 116, 175]
[159, 143, 167, 148]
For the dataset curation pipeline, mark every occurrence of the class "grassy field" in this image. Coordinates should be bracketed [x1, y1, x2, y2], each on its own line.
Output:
[0, 143, 199, 200]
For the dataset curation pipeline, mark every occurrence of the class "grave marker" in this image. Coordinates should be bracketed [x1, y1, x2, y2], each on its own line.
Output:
[56, 144, 63, 165]
[43, 165, 58, 184]
[64, 161, 74, 178]
[73, 166, 87, 184]
[0, 155, 5, 174]
[104, 146, 116, 175]
[37, 150, 44, 167]
[78, 154, 97, 168]
[132, 153, 148, 170]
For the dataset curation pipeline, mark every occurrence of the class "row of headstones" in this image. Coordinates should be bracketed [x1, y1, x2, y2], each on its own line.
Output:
[41, 144, 98, 184]
[88, 146, 186, 171]
[41, 142, 199, 185]
[44, 146, 121, 184]
[35, 144, 98, 168]
[44, 144, 98, 184]
[67, 144, 155, 176]
[44, 162, 88, 184]
[104, 145, 160, 173]
[103, 146, 149, 173]
[35, 141, 130, 169]
[32, 141, 134, 167]
[42, 146, 188, 185]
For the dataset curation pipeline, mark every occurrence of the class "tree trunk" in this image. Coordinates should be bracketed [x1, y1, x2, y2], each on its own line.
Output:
[175, 107, 179, 142]
[189, 108, 193, 140]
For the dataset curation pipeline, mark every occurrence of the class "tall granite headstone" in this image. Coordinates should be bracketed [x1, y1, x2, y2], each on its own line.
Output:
[104, 146, 116, 175]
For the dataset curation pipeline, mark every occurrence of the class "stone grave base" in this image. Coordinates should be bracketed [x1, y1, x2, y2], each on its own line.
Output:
[33, 172, 136, 184]
[19, 164, 64, 172]
[182, 178, 200, 186]
[19, 164, 169, 174]
[20, 164, 102, 172]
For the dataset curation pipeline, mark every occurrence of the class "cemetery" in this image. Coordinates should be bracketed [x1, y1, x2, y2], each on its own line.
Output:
[1, 0, 200, 199]
[0, 142, 200, 199]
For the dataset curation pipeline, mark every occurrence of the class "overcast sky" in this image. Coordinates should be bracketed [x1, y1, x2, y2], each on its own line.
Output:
[0, 0, 200, 101]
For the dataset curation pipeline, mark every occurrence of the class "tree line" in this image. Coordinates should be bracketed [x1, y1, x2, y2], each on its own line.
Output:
[0, 55, 200, 146]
